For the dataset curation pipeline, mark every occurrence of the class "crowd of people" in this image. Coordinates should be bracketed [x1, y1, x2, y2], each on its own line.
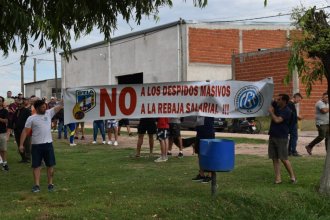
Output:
[0, 90, 328, 192]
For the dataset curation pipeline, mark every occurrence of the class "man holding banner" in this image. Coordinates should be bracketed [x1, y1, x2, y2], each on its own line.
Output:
[19, 99, 63, 192]
[268, 94, 296, 184]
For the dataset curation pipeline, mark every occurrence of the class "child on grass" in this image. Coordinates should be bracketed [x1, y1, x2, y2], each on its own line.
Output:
[154, 117, 169, 163]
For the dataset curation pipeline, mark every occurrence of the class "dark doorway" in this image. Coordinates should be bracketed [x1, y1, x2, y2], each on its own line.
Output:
[117, 73, 143, 85]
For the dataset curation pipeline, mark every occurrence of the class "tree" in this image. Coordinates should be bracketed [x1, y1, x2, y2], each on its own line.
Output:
[288, 6, 330, 195]
[0, 0, 207, 59]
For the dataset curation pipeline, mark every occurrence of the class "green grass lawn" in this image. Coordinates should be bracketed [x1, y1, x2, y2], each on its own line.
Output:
[0, 137, 329, 220]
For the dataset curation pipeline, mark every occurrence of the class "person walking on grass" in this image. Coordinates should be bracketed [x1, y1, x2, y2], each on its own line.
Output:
[305, 92, 329, 155]
[268, 94, 296, 184]
[19, 99, 63, 193]
[155, 117, 169, 163]
[0, 96, 9, 171]
[288, 93, 303, 157]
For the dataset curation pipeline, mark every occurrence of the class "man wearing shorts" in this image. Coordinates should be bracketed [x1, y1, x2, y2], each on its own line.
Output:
[135, 118, 157, 157]
[268, 94, 296, 184]
[0, 96, 9, 171]
[19, 99, 63, 192]
[155, 118, 169, 162]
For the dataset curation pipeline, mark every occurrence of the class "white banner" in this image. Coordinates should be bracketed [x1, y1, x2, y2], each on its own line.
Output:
[64, 78, 273, 124]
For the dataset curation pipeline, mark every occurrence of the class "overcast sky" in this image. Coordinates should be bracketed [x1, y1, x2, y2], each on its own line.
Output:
[0, 0, 328, 97]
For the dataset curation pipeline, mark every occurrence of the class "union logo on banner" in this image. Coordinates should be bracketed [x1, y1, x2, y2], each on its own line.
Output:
[234, 85, 264, 114]
[72, 89, 96, 120]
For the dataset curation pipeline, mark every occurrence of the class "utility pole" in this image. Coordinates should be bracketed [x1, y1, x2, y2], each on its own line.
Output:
[33, 58, 37, 82]
[53, 48, 58, 99]
[20, 55, 25, 95]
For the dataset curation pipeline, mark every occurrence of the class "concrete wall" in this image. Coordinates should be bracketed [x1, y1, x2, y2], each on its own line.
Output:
[61, 46, 110, 88]
[186, 63, 231, 81]
[25, 78, 61, 99]
[62, 25, 182, 87]
[110, 26, 180, 83]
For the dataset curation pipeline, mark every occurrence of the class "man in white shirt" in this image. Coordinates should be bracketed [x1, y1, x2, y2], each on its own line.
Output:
[19, 99, 63, 193]
[306, 92, 329, 155]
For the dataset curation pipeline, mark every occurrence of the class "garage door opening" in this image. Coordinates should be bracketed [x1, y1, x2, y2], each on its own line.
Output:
[117, 73, 143, 85]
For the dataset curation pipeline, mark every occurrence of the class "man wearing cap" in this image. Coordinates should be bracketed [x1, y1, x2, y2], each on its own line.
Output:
[17, 93, 23, 99]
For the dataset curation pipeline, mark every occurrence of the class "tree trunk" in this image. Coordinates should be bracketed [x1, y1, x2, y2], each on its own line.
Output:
[319, 56, 330, 195]
[319, 142, 330, 195]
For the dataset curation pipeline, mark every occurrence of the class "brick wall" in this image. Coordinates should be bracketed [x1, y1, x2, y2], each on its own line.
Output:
[189, 28, 288, 65]
[242, 30, 288, 53]
[189, 28, 239, 64]
[233, 48, 328, 119]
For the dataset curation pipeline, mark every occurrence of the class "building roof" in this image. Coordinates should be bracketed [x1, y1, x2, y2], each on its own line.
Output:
[63, 20, 184, 55]
[24, 78, 61, 85]
[61, 19, 293, 55]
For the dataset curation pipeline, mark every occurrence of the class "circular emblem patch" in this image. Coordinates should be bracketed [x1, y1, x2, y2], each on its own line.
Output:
[234, 85, 264, 114]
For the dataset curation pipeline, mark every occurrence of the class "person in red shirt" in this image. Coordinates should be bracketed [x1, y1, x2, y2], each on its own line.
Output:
[155, 118, 169, 163]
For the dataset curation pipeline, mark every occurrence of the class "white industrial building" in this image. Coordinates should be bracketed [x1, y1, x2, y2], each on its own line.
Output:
[61, 20, 293, 88]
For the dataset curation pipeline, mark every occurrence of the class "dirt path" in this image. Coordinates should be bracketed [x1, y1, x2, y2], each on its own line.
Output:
[68, 129, 327, 157]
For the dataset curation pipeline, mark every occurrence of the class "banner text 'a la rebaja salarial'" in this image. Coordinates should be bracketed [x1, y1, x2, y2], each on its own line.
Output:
[63, 78, 273, 124]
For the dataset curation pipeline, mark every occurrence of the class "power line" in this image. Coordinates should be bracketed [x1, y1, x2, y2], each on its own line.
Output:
[1, 5, 330, 64]
[28, 51, 50, 57]
[37, 58, 61, 63]
[201, 5, 330, 23]
[0, 59, 20, 68]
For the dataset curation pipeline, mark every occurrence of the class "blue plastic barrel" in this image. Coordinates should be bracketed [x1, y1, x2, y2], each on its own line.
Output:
[199, 139, 235, 172]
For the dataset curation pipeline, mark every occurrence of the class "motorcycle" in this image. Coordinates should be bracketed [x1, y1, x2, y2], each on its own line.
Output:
[228, 117, 261, 134]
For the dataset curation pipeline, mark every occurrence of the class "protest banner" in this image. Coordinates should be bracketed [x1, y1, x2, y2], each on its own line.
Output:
[63, 78, 273, 124]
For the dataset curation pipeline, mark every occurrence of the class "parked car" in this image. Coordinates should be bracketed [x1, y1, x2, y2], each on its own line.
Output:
[180, 116, 197, 130]
[213, 118, 228, 132]
[128, 118, 140, 128]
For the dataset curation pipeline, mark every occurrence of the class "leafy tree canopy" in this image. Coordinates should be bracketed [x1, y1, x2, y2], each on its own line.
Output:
[288, 6, 330, 196]
[287, 6, 330, 95]
[0, 0, 207, 59]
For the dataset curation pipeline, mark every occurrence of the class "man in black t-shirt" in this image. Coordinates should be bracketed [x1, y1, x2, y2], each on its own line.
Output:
[268, 94, 296, 184]
[0, 96, 9, 171]
[287, 93, 303, 156]
[11, 98, 32, 162]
